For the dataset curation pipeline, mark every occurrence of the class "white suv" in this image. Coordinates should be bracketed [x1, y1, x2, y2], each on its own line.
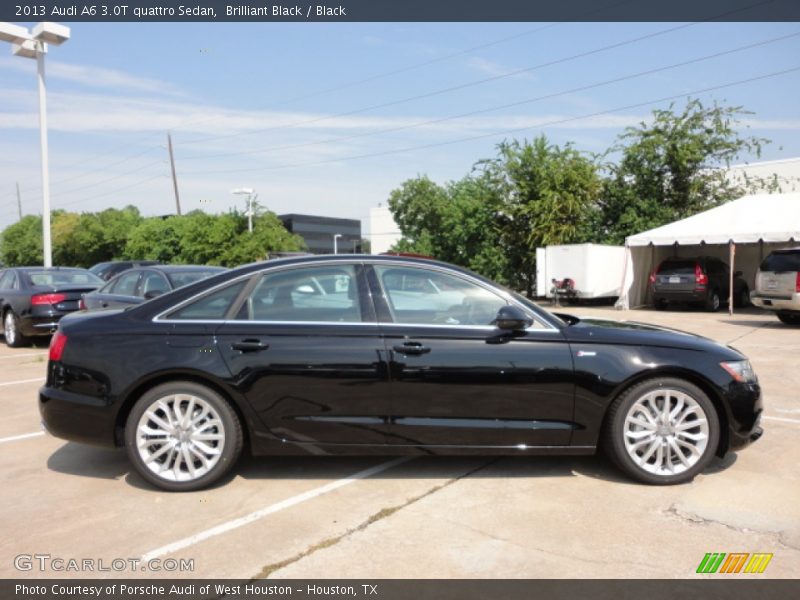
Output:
[751, 248, 800, 325]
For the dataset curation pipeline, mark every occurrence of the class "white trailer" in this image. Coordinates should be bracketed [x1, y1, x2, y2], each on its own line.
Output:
[536, 243, 626, 301]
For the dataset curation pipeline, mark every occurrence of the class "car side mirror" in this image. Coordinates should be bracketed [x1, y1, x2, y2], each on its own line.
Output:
[144, 290, 164, 300]
[734, 270, 743, 277]
[494, 305, 533, 331]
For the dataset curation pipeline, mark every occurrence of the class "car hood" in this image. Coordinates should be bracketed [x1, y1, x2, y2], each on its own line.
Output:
[558, 315, 744, 359]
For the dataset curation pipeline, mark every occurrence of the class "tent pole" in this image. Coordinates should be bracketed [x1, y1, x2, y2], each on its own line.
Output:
[729, 241, 736, 317]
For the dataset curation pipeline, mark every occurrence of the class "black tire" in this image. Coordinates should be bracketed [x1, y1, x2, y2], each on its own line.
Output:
[3, 310, 28, 348]
[777, 312, 800, 326]
[705, 289, 721, 312]
[125, 381, 243, 492]
[654, 299, 667, 311]
[735, 286, 750, 308]
[602, 377, 720, 485]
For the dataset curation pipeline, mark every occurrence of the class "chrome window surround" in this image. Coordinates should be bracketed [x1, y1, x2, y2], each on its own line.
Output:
[152, 259, 560, 332]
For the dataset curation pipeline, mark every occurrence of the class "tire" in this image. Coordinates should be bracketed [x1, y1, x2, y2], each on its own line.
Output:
[777, 312, 800, 326]
[735, 286, 750, 308]
[3, 310, 28, 348]
[705, 289, 721, 312]
[125, 381, 243, 491]
[602, 377, 720, 485]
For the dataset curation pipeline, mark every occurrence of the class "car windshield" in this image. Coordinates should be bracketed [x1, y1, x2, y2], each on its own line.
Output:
[25, 270, 103, 286]
[658, 259, 697, 274]
[760, 251, 800, 272]
[166, 270, 223, 289]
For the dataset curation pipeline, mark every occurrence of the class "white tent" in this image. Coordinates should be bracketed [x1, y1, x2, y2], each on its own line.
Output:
[617, 193, 800, 310]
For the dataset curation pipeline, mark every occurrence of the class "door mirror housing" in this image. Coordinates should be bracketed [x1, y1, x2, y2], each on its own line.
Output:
[494, 305, 533, 331]
[144, 290, 165, 300]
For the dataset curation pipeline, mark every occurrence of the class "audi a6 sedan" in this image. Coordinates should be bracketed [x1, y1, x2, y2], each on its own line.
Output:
[39, 255, 763, 491]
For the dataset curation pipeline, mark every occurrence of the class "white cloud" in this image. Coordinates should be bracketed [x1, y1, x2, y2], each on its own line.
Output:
[0, 57, 184, 96]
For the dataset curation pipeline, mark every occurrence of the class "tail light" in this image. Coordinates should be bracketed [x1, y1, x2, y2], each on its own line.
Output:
[31, 293, 67, 306]
[49, 330, 67, 362]
[78, 297, 86, 311]
[649, 267, 658, 285]
[796, 272, 800, 293]
[695, 264, 708, 287]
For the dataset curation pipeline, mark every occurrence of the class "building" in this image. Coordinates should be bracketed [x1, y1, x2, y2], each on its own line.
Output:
[368, 206, 402, 254]
[279, 214, 361, 254]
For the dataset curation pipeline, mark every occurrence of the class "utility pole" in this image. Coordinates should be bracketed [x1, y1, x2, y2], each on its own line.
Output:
[16, 182, 22, 220]
[167, 133, 181, 216]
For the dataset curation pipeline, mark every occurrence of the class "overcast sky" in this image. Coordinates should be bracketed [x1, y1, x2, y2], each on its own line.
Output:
[1, 21, 799, 234]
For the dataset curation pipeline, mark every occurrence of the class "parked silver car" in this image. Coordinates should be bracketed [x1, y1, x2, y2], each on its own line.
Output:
[751, 248, 800, 325]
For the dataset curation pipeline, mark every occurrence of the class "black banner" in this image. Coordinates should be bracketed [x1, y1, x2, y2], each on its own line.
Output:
[3, 579, 800, 600]
[3, 0, 800, 23]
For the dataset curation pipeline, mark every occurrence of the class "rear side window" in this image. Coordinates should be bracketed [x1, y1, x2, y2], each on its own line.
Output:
[167, 281, 247, 320]
[657, 259, 696, 275]
[0, 271, 16, 289]
[110, 271, 141, 295]
[236, 265, 361, 322]
[760, 251, 800, 272]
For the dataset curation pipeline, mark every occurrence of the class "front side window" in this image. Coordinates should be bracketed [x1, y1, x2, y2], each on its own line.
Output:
[140, 272, 171, 296]
[0, 271, 15, 290]
[375, 266, 507, 326]
[236, 265, 361, 323]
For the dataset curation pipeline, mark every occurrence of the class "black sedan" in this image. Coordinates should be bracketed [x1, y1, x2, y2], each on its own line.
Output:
[82, 265, 227, 310]
[39, 255, 763, 491]
[0, 267, 103, 347]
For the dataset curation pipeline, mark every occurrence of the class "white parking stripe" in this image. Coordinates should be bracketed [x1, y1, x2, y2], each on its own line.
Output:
[0, 377, 44, 387]
[0, 431, 44, 444]
[0, 352, 48, 360]
[763, 415, 800, 425]
[141, 457, 412, 561]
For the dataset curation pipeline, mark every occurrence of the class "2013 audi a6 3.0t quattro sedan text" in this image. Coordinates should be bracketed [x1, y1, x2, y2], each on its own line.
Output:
[39, 255, 763, 491]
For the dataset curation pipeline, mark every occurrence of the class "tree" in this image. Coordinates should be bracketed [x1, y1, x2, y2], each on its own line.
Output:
[479, 136, 602, 294]
[596, 98, 770, 244]
[0, 215, 43, 266]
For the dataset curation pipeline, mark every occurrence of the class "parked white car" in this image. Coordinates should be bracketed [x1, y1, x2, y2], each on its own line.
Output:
[750, 248, 800, 325]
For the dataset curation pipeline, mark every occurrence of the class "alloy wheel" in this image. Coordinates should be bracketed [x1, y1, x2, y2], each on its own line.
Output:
[135, 393, 226, 483]
[623, 388, 710, 476]
[4, 312, 16, 346]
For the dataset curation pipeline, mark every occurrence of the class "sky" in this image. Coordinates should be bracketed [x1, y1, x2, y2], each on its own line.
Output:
[0, 20, 799, 236]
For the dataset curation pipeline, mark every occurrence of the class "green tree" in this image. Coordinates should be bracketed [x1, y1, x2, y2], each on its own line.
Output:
[596, 98, 770, 244]
[0, 215, 43, 266]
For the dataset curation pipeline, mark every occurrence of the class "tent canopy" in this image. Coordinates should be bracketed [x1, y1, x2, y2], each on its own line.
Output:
[626, 192, 800, 247]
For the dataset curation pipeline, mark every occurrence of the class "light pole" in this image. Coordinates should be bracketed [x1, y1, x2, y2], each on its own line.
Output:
[0, 22, 70, 268]
[333, 233, 342, 255]
[231, 187, 256, 233]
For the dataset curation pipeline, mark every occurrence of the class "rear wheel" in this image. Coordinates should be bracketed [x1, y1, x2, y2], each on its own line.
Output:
[705, 290, 721, 312]
[603, 377, 719, 485]
[777, 312, 800, 325]
[735, 286, 750, 308]
[3, 310, 28, 348]
[125, 381, 243, 491]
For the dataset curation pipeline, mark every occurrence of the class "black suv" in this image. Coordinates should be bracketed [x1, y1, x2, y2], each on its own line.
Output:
[650, 256, 749, 312]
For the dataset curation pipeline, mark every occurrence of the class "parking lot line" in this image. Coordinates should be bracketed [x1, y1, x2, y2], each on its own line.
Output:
[763, 415, 800, 425]
[0, 377, 44, 387]
[0, 431, 44, 444]
[0, 352, 48, 360]
[141, 456, 412, 561]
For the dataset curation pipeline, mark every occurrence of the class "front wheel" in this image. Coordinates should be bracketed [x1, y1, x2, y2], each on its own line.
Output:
[125, 381, 243, 491]
[602, 378, 720, 485]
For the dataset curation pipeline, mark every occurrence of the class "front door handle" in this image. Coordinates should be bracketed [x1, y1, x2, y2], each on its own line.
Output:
[231, 339, 269, 353]
[393, 342, 431, 356]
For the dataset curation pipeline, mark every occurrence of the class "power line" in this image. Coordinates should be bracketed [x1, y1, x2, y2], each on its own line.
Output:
[180, 66, 800, 176]
[177, 30, 800, 164]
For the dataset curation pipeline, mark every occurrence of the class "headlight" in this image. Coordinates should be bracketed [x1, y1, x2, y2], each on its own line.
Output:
[720, 360, 758, 383]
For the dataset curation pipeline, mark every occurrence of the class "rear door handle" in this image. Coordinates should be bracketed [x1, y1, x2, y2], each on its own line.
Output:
[393, 342, 431, 356]
[231, 339, 269, 353]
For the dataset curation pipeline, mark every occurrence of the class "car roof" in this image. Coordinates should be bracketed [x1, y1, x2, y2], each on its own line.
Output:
[15, 266, 90, 272]
[144, 265, 228, 272]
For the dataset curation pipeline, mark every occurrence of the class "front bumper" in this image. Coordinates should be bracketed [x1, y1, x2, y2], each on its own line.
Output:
[39, 384, 117, 448]
[724, 381, 764, 452]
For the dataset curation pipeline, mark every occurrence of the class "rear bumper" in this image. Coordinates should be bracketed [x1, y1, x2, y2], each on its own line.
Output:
[39, 384, 117, 448]
[750, 292, 800, 312]
[19, 308, 75, 337]
[653, 289, 707, 303]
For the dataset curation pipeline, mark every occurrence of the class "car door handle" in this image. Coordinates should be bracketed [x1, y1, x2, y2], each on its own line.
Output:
[231, 339, 269, 353]
[393, 342, 431, 355]
[101, 302, 108, 308]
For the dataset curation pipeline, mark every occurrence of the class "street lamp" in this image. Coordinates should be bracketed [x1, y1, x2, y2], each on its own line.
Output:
[1, 22, 70, 268]
[231, 187, 256, 233]
[333, 233, 342, 255]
